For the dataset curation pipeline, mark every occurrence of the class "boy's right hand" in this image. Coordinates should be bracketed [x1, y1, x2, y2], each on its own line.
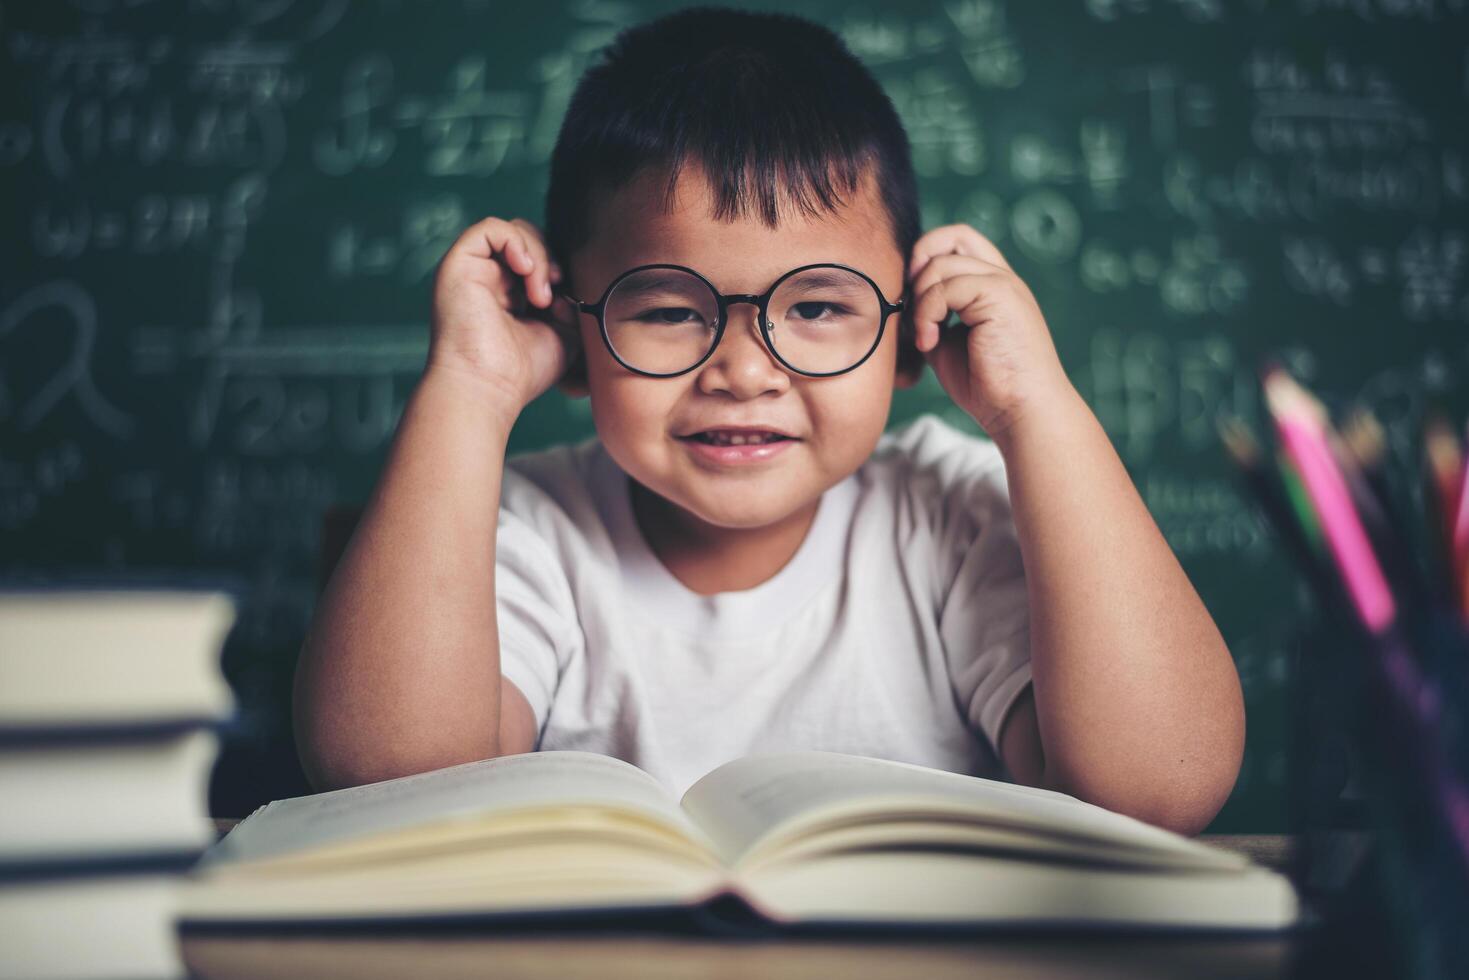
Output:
[428, 216, 580, 423]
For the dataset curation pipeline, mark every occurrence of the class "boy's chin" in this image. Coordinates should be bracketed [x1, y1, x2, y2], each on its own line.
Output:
[675, 488, 820, 533]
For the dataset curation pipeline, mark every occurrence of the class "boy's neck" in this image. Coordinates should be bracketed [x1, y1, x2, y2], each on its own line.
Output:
[628, 480, 821, 597]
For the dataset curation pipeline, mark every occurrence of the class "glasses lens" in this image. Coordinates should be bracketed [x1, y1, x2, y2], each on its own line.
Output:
[768, 267, 882, 374]
[603, 268, 719, 374]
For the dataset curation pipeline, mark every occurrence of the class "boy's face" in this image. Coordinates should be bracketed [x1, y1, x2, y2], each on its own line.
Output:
[560, 160, 915, 533]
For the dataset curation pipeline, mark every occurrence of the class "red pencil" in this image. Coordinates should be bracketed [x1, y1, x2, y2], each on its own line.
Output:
[1425, 415, 1465, 615]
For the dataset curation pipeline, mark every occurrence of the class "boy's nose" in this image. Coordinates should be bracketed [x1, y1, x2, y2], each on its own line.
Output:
[721, 297, 775, 342]
[717, 303, 778, 357]
[700, 303, 788, 393]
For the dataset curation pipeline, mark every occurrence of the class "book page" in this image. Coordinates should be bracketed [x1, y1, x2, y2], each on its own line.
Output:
[680, 751, 1230, 868]
[206, 750, 714, 868]
[741, 849, 1299, 930]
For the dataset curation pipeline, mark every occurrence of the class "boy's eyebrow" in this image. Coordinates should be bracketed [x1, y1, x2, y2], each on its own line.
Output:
[781, 269, 872, 291]
[615, 267, 873, 298]
[613, 272, 702, 297]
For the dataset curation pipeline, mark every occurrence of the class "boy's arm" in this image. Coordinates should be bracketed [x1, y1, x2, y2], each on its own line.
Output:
[907, 224, 1243, 837]
[992, 383, 1245, 836]
[997, 684, 1045, 786]
[292, 367, 538, 792]
[293, 213, 574, 793]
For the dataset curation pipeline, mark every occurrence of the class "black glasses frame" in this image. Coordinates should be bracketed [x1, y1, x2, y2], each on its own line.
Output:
[555, 262, 906, 379]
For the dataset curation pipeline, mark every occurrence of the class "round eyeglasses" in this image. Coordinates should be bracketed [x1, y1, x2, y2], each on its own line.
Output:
[555, 262, 906, 378]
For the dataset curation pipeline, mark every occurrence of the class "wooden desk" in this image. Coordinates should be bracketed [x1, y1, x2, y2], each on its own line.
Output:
[182, 831, 1323, 980]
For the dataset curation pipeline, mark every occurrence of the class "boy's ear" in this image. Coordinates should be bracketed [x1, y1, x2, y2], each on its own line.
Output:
[551, 258, 589, 399]
[893, 304, 925, 389]
[555, 342, 589, 399]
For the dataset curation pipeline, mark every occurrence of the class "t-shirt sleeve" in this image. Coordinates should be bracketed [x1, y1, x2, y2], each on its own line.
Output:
[494, 469, 582, 744]
[922, 421, 1033, 762]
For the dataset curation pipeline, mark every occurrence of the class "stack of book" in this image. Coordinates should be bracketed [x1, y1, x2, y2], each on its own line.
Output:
[0, 589, 237, 980]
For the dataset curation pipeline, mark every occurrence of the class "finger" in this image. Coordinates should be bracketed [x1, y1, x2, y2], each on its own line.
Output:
[493, 236, 539, 318]
[909, 227, 967, 281]
[909, 260, 1008, 350]
[504, 230, 534, 278]
[510, 218, 558, 308]
[453, 215, 525, 265]
[911, 272, 999, 352]
[515, 220, 564, 300]
[957, 226, 1014, 274]
[911, 279, 952, 353]
[511, 238, 546, 308]
[907, 251, 1007, 316]
[909, 253, 1008, 298]
[908, 243, 932, 284]
[908, 229, 960, 283]
[913, 224, 998, 269]
[433, 219, 509, 315]
[449, 216, 537, 302]
[909, 223, 1013, 277]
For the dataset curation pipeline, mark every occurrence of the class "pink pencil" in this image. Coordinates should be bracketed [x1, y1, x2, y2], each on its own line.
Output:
[1264, 370, 1397, 635]
[1455, 424, 1469, 617]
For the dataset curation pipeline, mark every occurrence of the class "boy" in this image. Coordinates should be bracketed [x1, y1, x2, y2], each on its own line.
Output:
[293, 7, 1244, 837]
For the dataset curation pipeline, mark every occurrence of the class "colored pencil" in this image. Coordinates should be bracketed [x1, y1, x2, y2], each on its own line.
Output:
[1455, 423, 1469, 621]
[1426, 414, 1464, 612]
[1340, 406, 1433, 616]
[1217, 414, 1337, 607]
[1276, 448, 1325, 552]
[1263, 368, 1397, 635]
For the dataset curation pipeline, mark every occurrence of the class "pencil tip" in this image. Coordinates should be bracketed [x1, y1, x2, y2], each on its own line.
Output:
[1425, 414, 1464, 475]
[1262, 365, 1332, 430]
[1217, 415, 1259, 465]
[1342, 406, 1386, 466]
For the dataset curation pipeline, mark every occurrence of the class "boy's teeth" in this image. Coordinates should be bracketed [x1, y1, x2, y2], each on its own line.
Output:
[703, 432, 777, 445]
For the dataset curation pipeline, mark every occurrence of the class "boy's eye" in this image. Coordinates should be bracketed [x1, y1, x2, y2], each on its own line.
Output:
[636, 307, 710, 326]
[790, 301, 848, 321]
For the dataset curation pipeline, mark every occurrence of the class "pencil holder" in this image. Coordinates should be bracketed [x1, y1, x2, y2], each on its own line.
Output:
[1288, 610, 1366, 851]
[1289, 605, 1469, 980]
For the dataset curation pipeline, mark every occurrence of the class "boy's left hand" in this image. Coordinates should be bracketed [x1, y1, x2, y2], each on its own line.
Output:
[907, 224, 1073, 441]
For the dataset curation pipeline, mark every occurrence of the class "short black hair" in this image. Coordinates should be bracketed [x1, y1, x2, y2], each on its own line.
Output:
[544, 5, 921, 368]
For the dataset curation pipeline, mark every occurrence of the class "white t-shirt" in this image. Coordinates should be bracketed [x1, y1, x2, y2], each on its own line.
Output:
[494, 412, 1033, 797]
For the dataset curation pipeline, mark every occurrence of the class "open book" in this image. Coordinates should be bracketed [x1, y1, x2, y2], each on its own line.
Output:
[182, 750, 1302, 933]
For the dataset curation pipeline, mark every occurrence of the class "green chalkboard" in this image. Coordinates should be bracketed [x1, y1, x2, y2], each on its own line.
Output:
[3, 0, 1467, 830]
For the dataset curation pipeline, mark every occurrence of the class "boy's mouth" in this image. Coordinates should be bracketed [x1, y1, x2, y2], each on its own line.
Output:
[678, 428, 798, 446]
